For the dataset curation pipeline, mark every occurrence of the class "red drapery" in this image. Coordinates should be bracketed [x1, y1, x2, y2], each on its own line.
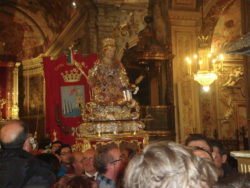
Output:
[43, 54, 97, 145]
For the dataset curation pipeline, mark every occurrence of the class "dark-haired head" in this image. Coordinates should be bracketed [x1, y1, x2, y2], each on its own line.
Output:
[52, 140, 63, 146]
[55, 144, 71, 155]
[210, 140, 226, 155]
[53, 174, 95, 188]
[51, 141, 63, 154]
[55, 144, 73, 165]
[185, 134, 212, 152]
[210, 140, 229, 175]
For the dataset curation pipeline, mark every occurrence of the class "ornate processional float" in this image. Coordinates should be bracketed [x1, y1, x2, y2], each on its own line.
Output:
[73, 38, 148, 151]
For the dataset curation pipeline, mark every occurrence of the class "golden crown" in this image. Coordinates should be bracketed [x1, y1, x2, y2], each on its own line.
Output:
[102, 38, 116, 49]
[61, 68, 82, 83]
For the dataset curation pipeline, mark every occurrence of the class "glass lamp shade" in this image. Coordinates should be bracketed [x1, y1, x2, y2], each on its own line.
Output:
[194, 70, 218, 86]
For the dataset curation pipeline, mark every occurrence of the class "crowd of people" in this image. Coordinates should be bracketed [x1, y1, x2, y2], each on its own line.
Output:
[0, 120, 249, 188]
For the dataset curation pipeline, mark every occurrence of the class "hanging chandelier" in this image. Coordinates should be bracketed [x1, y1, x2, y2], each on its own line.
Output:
[194, 71, 217, 92]
[185, 49, 224, 92]
[185, 0, 224, 92]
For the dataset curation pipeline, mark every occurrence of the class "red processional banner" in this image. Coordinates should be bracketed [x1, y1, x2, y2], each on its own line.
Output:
[43, 53, 97, 145]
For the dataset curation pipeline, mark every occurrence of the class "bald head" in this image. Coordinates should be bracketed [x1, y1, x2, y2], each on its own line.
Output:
[0, 120, 27, 149]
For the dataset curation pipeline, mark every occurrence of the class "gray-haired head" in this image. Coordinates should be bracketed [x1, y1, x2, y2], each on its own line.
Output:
[124, 141, 218, 188]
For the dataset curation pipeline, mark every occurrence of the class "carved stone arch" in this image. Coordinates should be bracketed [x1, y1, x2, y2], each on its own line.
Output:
[0, 4, 47, 42]
[0, 4, 47, 60]
[200, 0, 235, 46]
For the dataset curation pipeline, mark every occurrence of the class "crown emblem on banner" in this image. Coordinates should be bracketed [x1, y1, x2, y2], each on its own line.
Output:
[61, 68, 82, 83]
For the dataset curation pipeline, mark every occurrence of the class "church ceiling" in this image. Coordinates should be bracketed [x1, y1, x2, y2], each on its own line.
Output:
[0, 0, 236, 62]
[0, 0, 78, 61]
[201, 0, 235, 46]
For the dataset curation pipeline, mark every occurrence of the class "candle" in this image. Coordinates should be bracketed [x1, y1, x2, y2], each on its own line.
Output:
[189, 63, 192, 75]
[185, 57, 192, 75]
[123, 90, 127, 101]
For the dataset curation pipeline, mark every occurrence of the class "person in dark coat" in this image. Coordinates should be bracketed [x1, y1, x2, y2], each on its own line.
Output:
[0, 120, 56, 188]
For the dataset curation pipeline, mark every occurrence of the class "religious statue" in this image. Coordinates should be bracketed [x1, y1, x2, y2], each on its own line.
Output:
[76, 38, 144, 135]
[88, 39, 130, 105]
[85, 38, 140, 121]
[223, 67, 244, 87]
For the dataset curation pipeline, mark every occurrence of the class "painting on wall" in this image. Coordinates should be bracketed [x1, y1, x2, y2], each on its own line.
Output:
[220, 102, 247, 141]
[23, 74, 44, 117]
[235, 102, 247, 135]
[234, 102, 248, 149]
[220, 121, 235, 140]
[211, 0, 241, 52]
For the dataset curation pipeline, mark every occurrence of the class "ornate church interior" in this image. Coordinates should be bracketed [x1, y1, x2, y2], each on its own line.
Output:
[1, 0, 250, 184]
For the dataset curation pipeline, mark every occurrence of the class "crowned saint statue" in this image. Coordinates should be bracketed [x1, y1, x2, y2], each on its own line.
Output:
[89, 38, 130, 106]
[77, 38, 144, 135]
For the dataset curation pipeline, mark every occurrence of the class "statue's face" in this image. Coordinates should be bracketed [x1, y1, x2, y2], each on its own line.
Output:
[104, 46, 115, 59]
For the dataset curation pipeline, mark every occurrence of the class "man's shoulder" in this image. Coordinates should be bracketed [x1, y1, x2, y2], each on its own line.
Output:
[6, 150, 56, 186]
[0, 149, 55, 187]
[0, 149, 32, 166]
[27, 156, 55, 175]
[25, 158, 56, 186]
[97, 174, 115, 188]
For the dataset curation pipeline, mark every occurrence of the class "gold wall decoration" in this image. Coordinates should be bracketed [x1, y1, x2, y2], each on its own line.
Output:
[0, 62, 20, 120]
[23, 75, 44, 117]
[170, 0, 246, 143]
[95, 0, 148, 60]
[172, 0, 196, 10]
[11, 62, 20, 119]
[223, 67, 244, 87]
[200, 87, 218, 138]
[21, 56, 45, 139]
[0, 99, 6, 120]
[217, 64, 246, 140]
[170, 11, 201, 142]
